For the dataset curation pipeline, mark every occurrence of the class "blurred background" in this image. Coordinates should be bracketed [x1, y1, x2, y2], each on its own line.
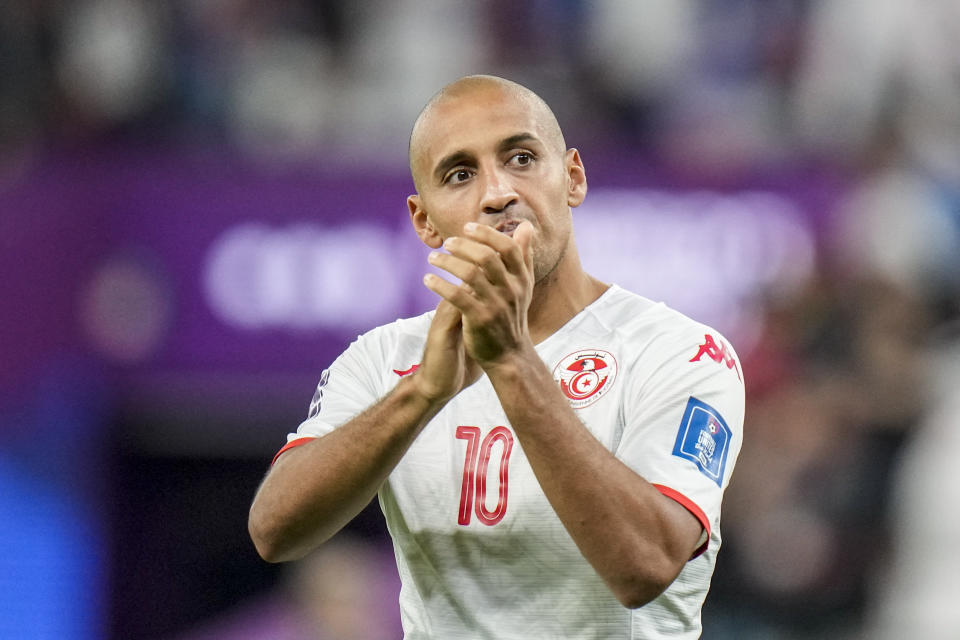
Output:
[1, 1, 959, 638]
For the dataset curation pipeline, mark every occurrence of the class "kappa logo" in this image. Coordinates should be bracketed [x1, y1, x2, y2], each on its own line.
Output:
[552, 350, 618, 409]
[690, 334, 741, 381]
[393, 364, 420, 377]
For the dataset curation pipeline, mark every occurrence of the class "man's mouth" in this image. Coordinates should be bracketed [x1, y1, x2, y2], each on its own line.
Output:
[495, 220, 521, 237]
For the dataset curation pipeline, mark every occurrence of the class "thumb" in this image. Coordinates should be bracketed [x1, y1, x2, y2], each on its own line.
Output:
[513, 220, 535, 273]
[433, 300, 463, 331]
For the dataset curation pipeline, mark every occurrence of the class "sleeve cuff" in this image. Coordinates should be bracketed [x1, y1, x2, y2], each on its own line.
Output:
[652, 483, 711, 558]
[271, 436, 316, 465]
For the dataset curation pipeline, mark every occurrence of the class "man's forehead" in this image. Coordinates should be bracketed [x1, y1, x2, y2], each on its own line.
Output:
[424, 94, 543, 150]
[409, 79, 564, 184]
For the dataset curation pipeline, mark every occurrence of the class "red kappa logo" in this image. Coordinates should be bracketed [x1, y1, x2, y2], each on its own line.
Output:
[552, 350, 618, 409]
[690, 334, 741, 381]
[393, 364, 420, 376]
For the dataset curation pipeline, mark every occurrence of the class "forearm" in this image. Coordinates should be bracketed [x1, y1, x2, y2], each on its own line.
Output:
[485, 348, 701, 607]
[248, 376, 442, 562]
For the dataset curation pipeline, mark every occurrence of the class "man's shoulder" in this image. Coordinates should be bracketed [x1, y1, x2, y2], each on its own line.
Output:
[598, 285, 740, 372]
[599, 285, 716, 341]
[356, 308, 435, 342]
[333, 309, 434, 375]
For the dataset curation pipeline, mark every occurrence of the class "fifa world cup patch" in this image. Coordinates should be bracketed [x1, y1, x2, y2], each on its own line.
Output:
[672, 397, 731, 486]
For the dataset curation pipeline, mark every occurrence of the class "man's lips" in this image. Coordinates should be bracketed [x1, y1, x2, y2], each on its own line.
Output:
[495, 220, 521, 237]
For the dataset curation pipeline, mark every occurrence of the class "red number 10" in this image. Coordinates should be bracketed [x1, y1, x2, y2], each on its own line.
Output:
[456, 426, 514, 526]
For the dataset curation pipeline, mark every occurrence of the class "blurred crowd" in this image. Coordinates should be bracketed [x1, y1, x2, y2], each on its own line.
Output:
[2, 1, 960, 639]
[3, 0, 958, 178]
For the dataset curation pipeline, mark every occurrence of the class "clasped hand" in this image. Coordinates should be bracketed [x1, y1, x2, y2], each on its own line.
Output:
[413, 220, 535, 402]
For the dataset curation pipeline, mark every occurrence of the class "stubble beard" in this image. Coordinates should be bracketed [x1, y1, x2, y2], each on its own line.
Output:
[532, 237, 568, 286]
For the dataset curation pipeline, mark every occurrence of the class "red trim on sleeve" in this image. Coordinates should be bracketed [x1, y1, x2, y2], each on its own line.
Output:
[271, 437, 316, 465]
[652, 484, 711, 558]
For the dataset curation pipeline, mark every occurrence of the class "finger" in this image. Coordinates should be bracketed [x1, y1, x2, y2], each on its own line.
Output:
[415, 300, 468, 402]
[424, 299, 463, 355]
[461, 222, 527, 276]
[513, 220, 535, 276]
[441, 236, 509, 286]
[428, 250, 497, 297]
[430, 302, 482, 378]
[422, 272, 483, 315]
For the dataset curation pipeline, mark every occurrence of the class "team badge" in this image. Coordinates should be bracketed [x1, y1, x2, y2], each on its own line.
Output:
[672, 397, 732, 487]
[552, 350, 618, 409]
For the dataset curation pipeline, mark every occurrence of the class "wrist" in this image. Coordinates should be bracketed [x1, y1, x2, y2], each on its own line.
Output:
[405, 370, 455, 409]
[480, 342, 539, 381]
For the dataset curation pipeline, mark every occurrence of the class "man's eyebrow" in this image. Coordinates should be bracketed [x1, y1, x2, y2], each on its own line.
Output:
[499, 132, 540, 150]
[431, 133, 543, 183]
[433, 150, 474, 182]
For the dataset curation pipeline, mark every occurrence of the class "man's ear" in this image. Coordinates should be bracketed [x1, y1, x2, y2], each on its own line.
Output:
[565, 148, 587, 208]
[408, 194, 443, 249]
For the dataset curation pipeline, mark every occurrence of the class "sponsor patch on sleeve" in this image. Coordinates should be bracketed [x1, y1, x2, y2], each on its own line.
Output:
[672, 397, 732, 487]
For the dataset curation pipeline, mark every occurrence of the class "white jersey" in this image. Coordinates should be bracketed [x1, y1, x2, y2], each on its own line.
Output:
[276, 285, 744, 639]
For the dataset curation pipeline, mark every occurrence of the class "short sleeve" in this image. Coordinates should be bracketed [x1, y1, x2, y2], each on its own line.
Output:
[616, 326, 745, 550]
[272, 331, 386, 463]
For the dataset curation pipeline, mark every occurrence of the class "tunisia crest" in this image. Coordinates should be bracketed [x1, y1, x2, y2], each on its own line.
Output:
[552, 350, 618, 409]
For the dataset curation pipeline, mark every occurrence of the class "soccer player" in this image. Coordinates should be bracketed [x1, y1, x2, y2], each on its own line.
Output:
[249, 75, 744, 639]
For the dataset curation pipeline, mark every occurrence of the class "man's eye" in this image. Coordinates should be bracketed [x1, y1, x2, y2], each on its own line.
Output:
[445, 168, 472, 184]
[511, 152, 533, 166]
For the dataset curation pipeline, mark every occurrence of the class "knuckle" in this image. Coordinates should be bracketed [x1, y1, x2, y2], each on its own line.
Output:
[473, 302, 493, 324]
[479, 248, 501, 269]
[501, 244, 520, 261]
[487, 300, 506, 321]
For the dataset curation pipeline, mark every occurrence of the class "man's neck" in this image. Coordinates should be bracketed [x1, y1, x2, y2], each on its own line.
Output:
[528, 265, 610, 345]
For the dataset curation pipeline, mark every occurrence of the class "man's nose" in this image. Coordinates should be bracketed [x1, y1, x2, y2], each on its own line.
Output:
[479, 168, 518, 214]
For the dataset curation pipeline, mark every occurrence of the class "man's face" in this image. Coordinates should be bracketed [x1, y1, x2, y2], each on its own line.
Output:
[408, 85, 586, 283]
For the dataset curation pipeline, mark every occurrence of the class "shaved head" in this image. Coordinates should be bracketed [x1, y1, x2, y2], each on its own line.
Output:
[408, 75, 567, 191]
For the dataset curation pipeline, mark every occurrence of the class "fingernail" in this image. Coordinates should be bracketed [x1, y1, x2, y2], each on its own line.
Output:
[464, 222, 478, 232]
[428, 251, 439, 262]
[443, 237, 454, 249]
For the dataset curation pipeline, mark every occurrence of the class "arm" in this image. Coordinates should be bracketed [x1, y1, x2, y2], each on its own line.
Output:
[248, 302, 479, 563]
[485, 350, 703, 607]
[425, 222, 703, 607]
